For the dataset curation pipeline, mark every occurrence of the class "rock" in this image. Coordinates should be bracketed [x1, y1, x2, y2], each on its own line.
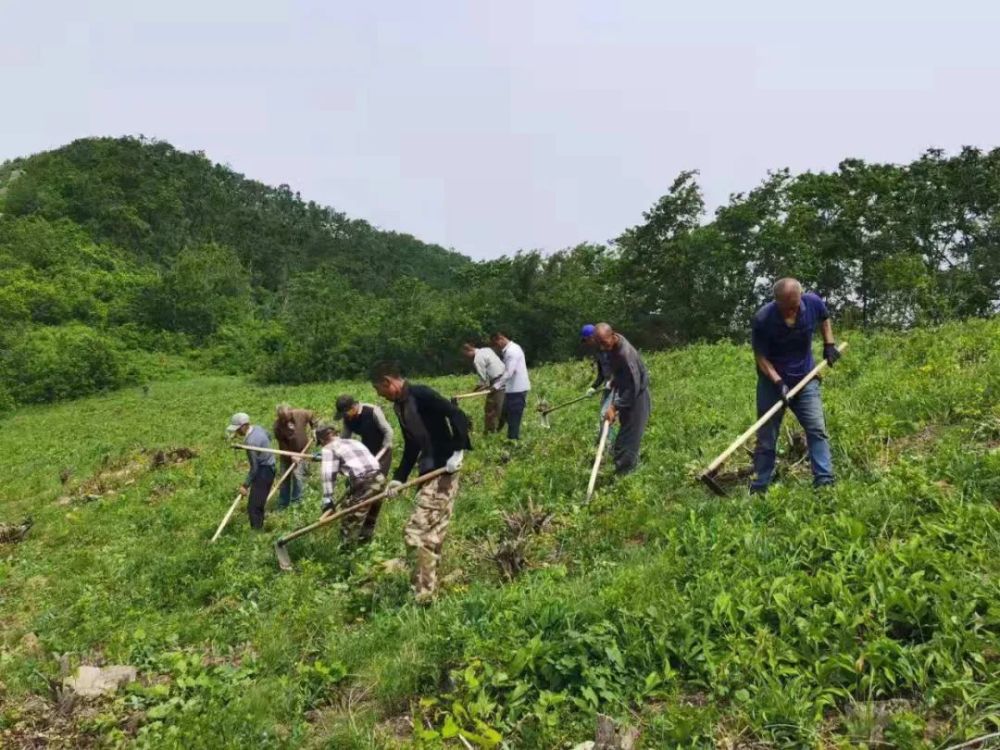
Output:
[594, 714, 639, 750]
[64, 665, 138, 697]
[571, 744, 596, 750]
[441, 568, 465, 586]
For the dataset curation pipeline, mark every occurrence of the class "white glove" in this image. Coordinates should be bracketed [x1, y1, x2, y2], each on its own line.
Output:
[445, 451, 464, 473]
[386, 480, 404, 497]
[586, 387, 597, 397]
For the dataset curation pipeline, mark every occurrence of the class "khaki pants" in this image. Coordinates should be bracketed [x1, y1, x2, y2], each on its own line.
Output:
[484, 389, 505, 433]
[403, 472, 460, 597]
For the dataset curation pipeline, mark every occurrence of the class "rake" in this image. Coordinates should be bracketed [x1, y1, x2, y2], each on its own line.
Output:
[698, 342, 848, 496]
[273, 467, 450, 571]
[537, 391, 595, 429]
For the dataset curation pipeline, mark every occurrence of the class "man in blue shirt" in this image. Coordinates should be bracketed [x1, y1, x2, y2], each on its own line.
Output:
[750, 278, 841, 493]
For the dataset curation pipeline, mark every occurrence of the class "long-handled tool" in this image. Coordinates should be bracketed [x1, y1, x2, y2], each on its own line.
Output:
[452, 390, 490, 401]
[265, 437, 313, 510]
[586, 417, 612, 503]
[232, 444, 312, 460]
[699, 342, 848, 496]
[273, 467, 451, 571]
[537, 392, 595, 429]
[211, 491, 245, 542]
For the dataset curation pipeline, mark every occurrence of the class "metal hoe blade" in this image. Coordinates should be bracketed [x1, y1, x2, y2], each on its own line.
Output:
[274, 541, 294, 571]
[698, 470, 727, 497]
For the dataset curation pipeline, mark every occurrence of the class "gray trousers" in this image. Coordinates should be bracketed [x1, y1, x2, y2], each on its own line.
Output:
[613, 389, 651, 474]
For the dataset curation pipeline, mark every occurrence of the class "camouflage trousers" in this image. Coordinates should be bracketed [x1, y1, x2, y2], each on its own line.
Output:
[403, 472, 460, 597]
[339, 473, 386, 543]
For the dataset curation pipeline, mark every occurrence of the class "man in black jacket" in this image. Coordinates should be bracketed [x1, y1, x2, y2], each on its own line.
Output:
[335, 395, 394, 475]
[371, 362, 471, 603]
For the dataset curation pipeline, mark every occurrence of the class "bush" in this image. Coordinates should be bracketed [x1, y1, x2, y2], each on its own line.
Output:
[1, 324, 140, 404]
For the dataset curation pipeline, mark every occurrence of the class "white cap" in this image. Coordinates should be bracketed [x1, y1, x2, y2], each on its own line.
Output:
[225, 412, 250, 435]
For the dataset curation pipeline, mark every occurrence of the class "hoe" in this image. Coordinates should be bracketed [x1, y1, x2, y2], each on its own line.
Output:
[699, 342, 848, 496]
[537, 391, 595, 429]
[451, 390, 490, 402]
[273, 468, 450, 571]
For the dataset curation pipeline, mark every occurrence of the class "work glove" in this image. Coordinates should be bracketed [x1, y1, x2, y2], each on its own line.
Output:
[311, 451, 322, 462]
[445, 451, 464, 473]
[775, 379, 791, 408]
[386, 480, 404, 498]
[823, 343, 841, 367]
[586, 387, 597, 397]
[321, 499, 334, 514]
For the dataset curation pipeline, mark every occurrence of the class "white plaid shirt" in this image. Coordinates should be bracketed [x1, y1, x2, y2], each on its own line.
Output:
[321, 437, 380, 504]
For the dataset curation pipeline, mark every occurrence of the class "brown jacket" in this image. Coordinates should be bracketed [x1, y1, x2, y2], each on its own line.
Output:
[273, 409, 316, 453]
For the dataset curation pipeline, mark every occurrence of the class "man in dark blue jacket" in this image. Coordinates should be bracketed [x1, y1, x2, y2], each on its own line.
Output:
[371, 362, 471, 603]
[750, 278, 841, 493]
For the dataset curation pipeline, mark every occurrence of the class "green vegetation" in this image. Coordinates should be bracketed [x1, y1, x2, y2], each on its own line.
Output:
[5, 138, 1000, 408]
[2, 320, 999, 748]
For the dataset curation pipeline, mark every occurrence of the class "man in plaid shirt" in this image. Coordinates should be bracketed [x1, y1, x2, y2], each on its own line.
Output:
[313, 423, 386, 542]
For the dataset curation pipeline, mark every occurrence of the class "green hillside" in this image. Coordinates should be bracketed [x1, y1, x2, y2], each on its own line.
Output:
[2, 320, 999, 748]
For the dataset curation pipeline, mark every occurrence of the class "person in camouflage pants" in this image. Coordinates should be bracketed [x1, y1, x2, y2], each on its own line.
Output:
[403, 472, 460, 597]
[372, 361, 471, 604]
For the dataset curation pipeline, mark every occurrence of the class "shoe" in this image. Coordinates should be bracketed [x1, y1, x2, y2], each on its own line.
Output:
[414, 590, 435, 606]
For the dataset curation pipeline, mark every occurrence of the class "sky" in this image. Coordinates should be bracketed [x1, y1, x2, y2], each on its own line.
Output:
[3, 0, 1000, 259]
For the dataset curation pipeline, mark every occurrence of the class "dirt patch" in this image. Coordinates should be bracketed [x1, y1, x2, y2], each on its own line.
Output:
[59, 447, 198, 504]
[0, 517, 32, 544]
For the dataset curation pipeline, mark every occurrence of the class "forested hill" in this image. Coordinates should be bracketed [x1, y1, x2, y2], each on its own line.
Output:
[0, 136, 470, 291]
[3, 137, 1000, 412]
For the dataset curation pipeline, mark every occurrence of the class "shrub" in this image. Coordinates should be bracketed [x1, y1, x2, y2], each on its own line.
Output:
[1, 324, 140, 404]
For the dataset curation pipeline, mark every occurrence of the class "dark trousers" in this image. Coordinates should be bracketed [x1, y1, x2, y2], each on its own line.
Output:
[248, 465, 276, 529]
[613, 389, 651, 474]
[499, 391, 527, 440]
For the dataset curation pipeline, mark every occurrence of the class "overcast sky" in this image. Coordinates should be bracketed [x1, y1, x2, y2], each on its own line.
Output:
[3, 1, 1000, 259]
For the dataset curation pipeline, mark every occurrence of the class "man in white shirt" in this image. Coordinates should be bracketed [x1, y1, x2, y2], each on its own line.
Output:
[490, 331, 531, 441]
[461, 341, 506, 433]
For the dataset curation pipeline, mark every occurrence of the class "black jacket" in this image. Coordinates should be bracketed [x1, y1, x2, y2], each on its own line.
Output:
[392, 383, 472, 482]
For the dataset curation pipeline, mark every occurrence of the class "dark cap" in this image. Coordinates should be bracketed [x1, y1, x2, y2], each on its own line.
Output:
[315, 423, 335, 441]
[334, 395, 357, 419]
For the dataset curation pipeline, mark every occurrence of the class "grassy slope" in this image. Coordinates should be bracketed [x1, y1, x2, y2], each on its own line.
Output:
[2, 321, 1000, 749]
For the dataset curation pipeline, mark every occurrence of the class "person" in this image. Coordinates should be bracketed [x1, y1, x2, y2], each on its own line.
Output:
[490, 331, 531, 441]
[226, 412, 276, 530]
[593, 324, 651, 475]
[460, 340, 506, 433]
[313, 422, 386, 543]
[581, 323, 615, 442]
[750, 278, 840, 493]
[371, 362, 471, 603]
[273, 404, 316, 508]
[336, 395, 394, 476]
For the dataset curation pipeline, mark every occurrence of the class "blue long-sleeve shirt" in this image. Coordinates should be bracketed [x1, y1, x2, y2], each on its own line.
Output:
[243, 425, 275, 486]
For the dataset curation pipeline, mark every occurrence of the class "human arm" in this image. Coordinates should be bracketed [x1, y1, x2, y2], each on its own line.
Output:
[373, 405, 394, 449]
[393, 433, 420, 483]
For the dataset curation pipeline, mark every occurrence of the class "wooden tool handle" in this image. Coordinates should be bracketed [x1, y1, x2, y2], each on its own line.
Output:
[453, 390, 490, 400]
[233, 444, 312, 459]
[210, 492, 244, 542]
[276, 468, 451, 546]
[540, 392, 592, 416]
[702, 342, 848, 475]
[265, 437, 314, 507]
[586, 418, 611, 502]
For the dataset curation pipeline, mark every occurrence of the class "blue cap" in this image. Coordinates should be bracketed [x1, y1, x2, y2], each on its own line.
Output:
[580, 324, 596, 339]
